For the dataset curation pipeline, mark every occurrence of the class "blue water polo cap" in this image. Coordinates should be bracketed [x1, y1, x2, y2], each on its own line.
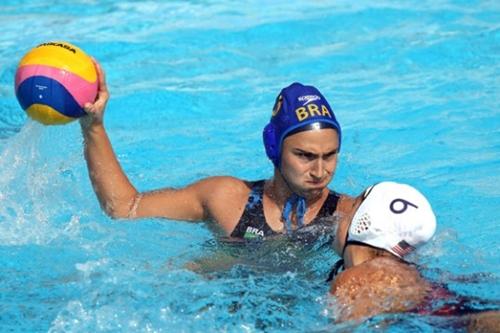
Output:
[263, 82, 342, 167]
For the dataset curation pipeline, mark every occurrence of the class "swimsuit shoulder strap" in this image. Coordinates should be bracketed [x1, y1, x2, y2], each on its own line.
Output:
[316, 190, 341, 218]
[326, 258, 345, 282]
[230, 180, 274, 239]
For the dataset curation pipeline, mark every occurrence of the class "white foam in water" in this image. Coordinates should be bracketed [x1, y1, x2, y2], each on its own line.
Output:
[0, 120, 85, 245]
[48, 300, 92, 333]
[75, 258, 110, 280]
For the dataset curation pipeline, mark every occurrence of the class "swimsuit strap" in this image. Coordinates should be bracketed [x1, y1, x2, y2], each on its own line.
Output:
[326, 258, 345, 282]
[246, 180, 265, 207]
[316, 190, 341, 217]
[229, 180, 274, 239]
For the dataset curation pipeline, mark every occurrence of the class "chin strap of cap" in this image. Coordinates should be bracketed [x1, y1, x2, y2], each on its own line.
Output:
[281, 193, 307, 234]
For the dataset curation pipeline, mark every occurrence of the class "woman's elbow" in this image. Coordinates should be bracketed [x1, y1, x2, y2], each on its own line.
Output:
[100, 195, 139, 220]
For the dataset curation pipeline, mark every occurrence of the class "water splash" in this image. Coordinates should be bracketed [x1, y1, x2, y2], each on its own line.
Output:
[0, 120, 89, 245]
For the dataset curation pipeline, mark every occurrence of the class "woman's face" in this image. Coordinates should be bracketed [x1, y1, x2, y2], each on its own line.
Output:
[280, 128, 339, 199]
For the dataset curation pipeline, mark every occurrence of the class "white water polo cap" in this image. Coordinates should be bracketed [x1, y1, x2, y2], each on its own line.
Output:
[348, 181, 437, 258]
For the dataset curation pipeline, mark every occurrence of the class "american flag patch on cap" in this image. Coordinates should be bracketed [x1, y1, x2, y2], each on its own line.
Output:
[391, 240, 415, 257]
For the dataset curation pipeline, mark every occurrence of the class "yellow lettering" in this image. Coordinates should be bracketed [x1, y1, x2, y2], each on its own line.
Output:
[308, 104, 321, 116]
[322, 105, 332, 117]
[296, 105, 332, 121]
[295, 107, 308, 121]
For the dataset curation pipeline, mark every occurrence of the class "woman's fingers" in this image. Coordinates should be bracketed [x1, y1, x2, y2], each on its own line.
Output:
[81, 57, 108, 128]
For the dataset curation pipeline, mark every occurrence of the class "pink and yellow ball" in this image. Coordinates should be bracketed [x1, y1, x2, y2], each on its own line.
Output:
[15, 41, 98, 125]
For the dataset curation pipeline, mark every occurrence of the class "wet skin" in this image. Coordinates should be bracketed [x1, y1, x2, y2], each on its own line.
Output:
[279, 128, 339, 201]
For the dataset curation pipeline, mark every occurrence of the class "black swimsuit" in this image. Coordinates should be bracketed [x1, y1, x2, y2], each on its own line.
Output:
[230, 180, 341, 240]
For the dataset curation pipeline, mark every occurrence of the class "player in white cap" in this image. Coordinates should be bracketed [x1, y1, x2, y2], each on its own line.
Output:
[329, 182, 499, 330]
[344, 181, 436, 258]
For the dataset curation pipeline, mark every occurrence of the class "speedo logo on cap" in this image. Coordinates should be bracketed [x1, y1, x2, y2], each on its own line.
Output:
[298, 95, 321, 106]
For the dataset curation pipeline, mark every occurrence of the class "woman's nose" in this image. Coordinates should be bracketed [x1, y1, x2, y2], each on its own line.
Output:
[310, 159, 324, 179]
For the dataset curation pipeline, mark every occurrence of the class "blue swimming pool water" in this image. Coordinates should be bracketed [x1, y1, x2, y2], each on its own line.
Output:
[1, 1, 499, 332]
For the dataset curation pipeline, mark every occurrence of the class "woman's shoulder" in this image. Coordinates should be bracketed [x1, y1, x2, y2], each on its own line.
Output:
[197, 176, 260, 190]
[195, 176, 265, 209]
[330, 257, 431, 321]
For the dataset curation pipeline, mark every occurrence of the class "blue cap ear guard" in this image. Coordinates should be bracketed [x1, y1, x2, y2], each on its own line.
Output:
[262, 82, 342, 168]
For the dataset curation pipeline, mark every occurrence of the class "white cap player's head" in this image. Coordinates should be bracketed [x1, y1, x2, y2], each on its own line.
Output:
[346, 181, 436, 258]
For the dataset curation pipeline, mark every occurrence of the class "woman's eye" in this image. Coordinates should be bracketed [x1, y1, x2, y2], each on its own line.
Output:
[324, 152, 337, 160]
[297, 152, 314, 160]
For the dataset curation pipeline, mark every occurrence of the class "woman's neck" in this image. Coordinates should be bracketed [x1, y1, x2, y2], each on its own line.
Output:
[343, 244, 395, 269]
[266, 172, 294, 207]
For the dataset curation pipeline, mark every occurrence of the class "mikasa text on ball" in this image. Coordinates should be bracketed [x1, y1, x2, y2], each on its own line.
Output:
[15, 41, 98, 125]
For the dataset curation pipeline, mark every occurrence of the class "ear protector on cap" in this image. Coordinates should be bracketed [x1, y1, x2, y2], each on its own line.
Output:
[263, 123, 279, 166]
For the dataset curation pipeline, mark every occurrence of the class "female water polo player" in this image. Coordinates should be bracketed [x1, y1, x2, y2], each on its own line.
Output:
[328, 182, 499, 330]
[80, 60, 357, 240]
